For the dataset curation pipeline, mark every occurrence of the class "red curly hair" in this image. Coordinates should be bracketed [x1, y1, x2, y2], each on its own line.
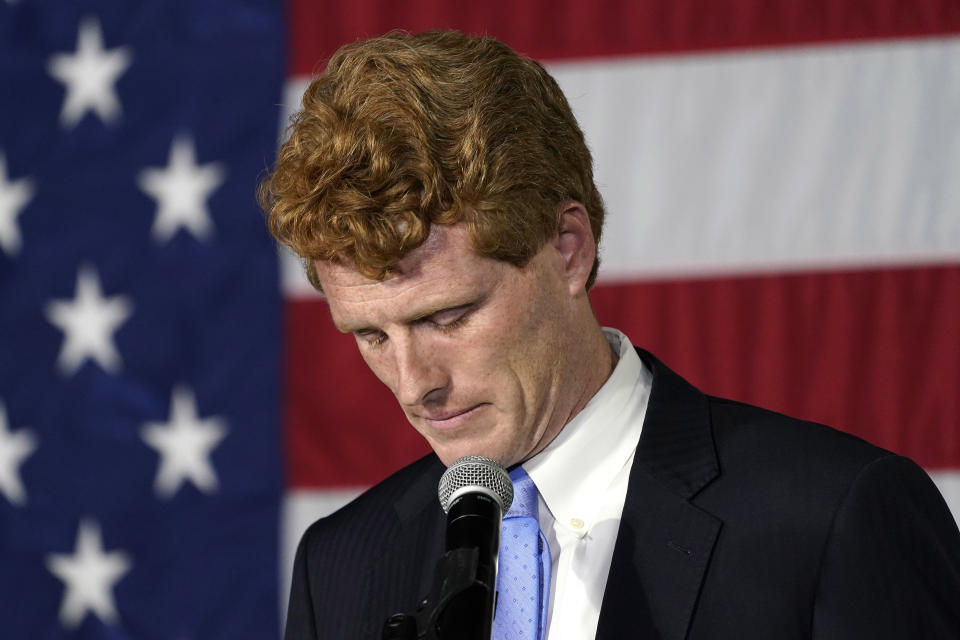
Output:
[258, 29, 605, 289]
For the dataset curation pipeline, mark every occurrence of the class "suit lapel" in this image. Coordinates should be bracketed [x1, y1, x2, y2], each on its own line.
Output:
[358, 456, 446, 636]
[596, 350, 722, 640]
[391, 457, 447, 598]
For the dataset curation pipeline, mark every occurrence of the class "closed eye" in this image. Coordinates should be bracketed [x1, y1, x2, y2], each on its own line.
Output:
[424, 304, 473, 331]
[355, 329, 387, 347]
[351, 301, 479, 347]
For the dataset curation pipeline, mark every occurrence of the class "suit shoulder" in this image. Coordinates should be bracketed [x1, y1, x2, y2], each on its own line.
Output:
[698, 395, 916, 526]
[301, 453, 444, 550]
[705, 395, 893, 474]
[287, 454, 446, 636]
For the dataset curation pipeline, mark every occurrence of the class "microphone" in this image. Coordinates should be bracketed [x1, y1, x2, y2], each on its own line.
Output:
[435, 455, 514, 639]
[382, 455, 514, 640]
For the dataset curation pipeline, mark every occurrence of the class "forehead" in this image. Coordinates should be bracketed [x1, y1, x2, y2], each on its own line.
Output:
[314, 224, 508, 325]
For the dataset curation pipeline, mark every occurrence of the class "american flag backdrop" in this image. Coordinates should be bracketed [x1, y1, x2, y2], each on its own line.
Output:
[0, 1, 285, 637]
[1, 0, 958, 638]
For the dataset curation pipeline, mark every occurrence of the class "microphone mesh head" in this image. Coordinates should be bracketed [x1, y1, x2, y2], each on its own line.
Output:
[438, 455, 514, 514]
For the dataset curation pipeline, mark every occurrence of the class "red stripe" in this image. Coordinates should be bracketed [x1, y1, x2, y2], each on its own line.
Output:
[592, 263, 960, 471]
[285, 263, 959, 487]
[288, 0, 960, 75]
[284, 301, 429, 487]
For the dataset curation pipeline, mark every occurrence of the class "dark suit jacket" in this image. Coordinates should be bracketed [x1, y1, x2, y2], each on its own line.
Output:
[285, 350, 960, 639]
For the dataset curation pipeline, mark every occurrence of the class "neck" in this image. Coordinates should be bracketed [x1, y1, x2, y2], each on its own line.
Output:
[566, 322, 617, 422]
[523, 318, 616, 463]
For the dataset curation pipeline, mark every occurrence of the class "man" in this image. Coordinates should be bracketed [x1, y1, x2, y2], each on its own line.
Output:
[260, 30, 960, 639]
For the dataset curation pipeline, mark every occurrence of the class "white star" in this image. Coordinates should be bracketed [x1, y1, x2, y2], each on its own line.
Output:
[45, 266, 133, 375]
[137, 135, 226, 242]
[47, 17, 132, 129]
[0, 402, 37, 506]
[141, 386, 228, 499]
[0, 152, 35, 256]
[46, 519, 132, 629]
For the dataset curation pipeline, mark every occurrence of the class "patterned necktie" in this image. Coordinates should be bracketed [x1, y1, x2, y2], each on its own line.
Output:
[493, 467, 551, 640]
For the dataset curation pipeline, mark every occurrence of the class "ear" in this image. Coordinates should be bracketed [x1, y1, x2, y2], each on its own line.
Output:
[553, 201, 596, 296]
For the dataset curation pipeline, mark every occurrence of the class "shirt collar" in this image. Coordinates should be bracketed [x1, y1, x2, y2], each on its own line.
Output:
[523, 328, 651, 534]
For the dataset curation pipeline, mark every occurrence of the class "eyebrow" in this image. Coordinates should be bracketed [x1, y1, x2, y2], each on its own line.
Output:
[336, 300, 479, 334]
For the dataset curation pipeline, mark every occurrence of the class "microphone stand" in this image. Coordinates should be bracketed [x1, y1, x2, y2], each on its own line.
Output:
[382, 493, 500, 640]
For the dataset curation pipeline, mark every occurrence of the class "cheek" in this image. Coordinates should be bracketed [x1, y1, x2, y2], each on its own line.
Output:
[505, 297, 568, 395]
[469, 310, 557, 400]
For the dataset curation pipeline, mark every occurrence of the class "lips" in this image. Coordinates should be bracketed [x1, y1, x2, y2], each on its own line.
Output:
[421, 404, 486, 429]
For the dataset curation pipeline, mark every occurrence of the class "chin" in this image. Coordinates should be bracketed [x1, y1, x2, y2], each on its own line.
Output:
[431, 439, 512, 468]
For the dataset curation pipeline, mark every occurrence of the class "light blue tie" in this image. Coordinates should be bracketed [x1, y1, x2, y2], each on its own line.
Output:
[493, 467, 551, 640]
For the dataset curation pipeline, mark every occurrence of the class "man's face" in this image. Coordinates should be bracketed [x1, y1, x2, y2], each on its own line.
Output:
[314, 223, 583, 467]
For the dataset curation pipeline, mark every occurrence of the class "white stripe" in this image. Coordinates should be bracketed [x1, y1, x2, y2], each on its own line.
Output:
[929, 470, 960, 529]
[550, 37, 960, 279]
[279, 36, 960, 293]
[279, 488, 365, 625]
[278, 245, 314, 297]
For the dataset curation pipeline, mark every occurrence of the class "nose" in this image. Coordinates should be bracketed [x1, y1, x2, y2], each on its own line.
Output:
[392, 335, 447, 407]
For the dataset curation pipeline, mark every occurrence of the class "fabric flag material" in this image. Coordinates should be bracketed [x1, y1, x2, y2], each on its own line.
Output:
[0, 1, 285, 638]
[2, 0, 959, 638]
[278, 0, 960, 616]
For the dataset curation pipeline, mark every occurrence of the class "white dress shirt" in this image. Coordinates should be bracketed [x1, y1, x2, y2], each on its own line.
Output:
[523, 328, 652, 640]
